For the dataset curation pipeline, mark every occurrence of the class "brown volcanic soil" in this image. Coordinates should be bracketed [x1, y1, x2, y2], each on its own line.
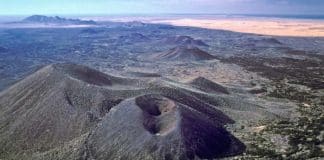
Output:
[0, 63, 282, 160]
[150, 45, 215, 61]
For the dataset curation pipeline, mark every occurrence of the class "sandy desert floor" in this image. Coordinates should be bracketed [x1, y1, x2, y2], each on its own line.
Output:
[152, 18, 324, 37]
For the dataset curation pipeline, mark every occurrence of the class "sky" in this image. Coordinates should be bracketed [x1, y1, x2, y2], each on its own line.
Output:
[0, 0, 324, 16]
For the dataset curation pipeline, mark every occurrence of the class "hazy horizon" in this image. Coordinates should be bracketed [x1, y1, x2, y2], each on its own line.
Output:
[2, 13, 324, 23]
[0, 0, 324, 16]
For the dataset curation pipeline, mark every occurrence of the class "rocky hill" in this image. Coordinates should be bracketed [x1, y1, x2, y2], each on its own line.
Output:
[149, 45, 215, 61]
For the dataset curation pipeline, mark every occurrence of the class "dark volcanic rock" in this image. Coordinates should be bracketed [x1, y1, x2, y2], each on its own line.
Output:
[0, 63, 252, 159]
[53, 63, 129, 86]
[189, 76, 229, 94]
[89, 94, 245, 160]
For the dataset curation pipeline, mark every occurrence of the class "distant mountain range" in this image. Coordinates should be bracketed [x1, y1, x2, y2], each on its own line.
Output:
[22, 15, 96, 25]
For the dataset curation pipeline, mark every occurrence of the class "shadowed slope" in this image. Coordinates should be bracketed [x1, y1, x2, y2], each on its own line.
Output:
[53, 63, 138, 86]
[188, 76, 229, 94]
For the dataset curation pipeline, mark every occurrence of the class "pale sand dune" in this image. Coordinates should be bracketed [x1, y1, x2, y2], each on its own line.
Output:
[152, 18, 324, 37]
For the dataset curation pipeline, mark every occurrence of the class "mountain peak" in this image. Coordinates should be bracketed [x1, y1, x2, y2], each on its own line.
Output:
[22, 15, 96, 25]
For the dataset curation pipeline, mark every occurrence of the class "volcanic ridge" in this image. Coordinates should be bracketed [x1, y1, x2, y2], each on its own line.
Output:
[0, 63, 279, 160]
